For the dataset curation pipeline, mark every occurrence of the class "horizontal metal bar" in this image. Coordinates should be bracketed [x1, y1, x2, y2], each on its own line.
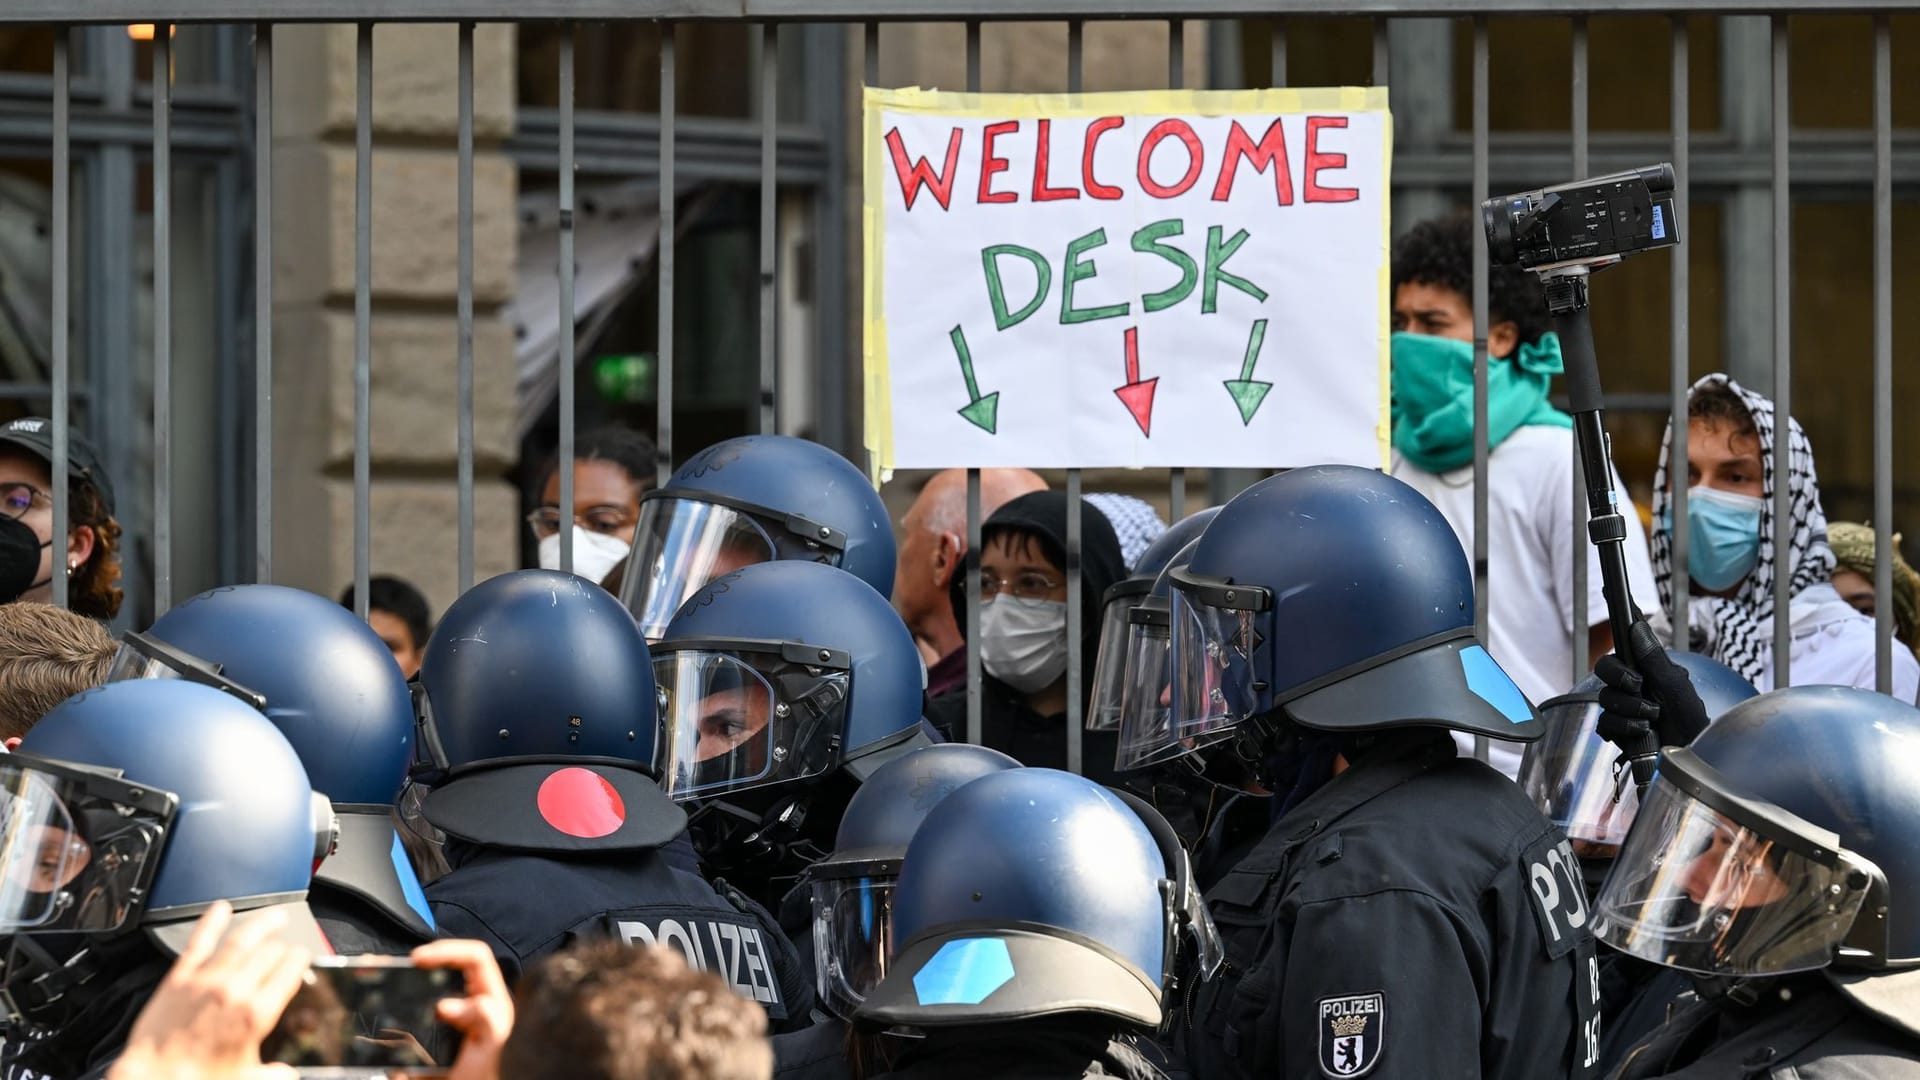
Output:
[511, 110, 829, 185]
[13, 0, 1920, 22]
[1397, 133, 1920, 193]
[0, 95, 245, 153]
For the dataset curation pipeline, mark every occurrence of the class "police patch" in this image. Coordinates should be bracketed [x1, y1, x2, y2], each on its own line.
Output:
[1318, 992, 1384, 1077]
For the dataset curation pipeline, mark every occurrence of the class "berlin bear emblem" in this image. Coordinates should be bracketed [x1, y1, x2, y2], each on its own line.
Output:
[1318, 991, 1385, 1077]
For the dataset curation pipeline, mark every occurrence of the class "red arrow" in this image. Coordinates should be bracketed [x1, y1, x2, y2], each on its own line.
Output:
[1113, 326, 1159, 437]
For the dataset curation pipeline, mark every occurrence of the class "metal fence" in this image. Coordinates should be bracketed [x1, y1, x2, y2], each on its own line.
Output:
[1, 2, 1908, 776]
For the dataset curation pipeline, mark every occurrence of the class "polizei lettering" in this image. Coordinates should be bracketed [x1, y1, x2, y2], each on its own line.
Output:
[616, 918, 782, 1007]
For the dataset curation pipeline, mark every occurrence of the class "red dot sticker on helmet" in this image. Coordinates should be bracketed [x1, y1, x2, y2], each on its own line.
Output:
[535, 767, 627, 839]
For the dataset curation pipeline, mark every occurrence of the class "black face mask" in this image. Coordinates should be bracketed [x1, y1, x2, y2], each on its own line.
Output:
[0, 513, 42, 603]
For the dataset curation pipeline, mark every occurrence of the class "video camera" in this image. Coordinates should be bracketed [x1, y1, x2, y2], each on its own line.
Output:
[1481, 164, 1679, 271]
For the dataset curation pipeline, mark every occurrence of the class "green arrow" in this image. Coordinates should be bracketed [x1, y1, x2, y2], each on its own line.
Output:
[950, 325, 1000, 434]
[1223, 318, 1273, 425]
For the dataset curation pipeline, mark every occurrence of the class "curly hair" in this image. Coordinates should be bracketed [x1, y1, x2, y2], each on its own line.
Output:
[0, 601, 117, 740]
[1391, 213, 1553, 350]
[67, 478, 123, 622]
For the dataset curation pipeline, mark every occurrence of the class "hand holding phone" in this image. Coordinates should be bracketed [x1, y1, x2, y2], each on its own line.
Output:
[403, 941, 515, 1080]
[261, 957, 465, 1077]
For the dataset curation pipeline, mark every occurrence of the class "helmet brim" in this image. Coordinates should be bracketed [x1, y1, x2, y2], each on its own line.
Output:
[424, 760, 688, 853]
[854, 926, 1161, 1031]
[1828, 966, 1920, 1038]
[145, 898, 332, 958]
[1285, 636, 1545, 742]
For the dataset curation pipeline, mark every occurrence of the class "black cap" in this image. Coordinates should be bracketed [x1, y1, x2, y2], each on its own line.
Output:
[0, 417, 114, 516]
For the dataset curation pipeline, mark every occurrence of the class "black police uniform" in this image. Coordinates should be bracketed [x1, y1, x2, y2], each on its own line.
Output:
[1609, 976, 1920, 1079]
[1596, 955, 1692, 1075]
[772, 1016, 854, 1080]
[0, 949, 170, 1080]
[308, 810, 437, 956]
[1186, 730, 1600, 1080]
[427, 838, 813, 1025]
[924, 679, 1124, 787]
[870, 1021, 1169, 1080]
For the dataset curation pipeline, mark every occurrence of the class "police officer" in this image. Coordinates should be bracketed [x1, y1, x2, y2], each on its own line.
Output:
[652, 559, 934, 913]
[1521, 650, 1757, 1073]
[113, 583, 429, 955]
[1151, 465, 1596, 1079]
[618, 434, 896, 641]
[414, 568, 812, 1028]
[853, 767, 1220, 1079]
[773, 742, 1022, 1080]
[1, 680, 334, 1080]
[1590, 686, 1920, 1077]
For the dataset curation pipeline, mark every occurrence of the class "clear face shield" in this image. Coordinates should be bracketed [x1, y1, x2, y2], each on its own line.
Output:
[806, 859, 899, 1022]
[104, 632, 268, 712]
[1087, 582, 1149, 733]
[0, 755, 176, 936]
[1593, 750, 1882, 978]
[653, 641, 853, 802]
[1518, 694, 1639, 857]
[1159, 568, 1267, 761]
[620, 496, 780, 640]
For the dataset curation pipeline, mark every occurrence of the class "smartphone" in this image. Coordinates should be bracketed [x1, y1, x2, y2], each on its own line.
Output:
[260, 957, 465, 1078]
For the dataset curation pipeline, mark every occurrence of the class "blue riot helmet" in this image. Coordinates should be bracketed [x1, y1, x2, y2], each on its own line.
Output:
[855, 768, 1221, 1031]
[122, 584, 416, 807]
[1594, 687, 1920, 997]
[1151, 465, 1541, 770]
[3, 680, 333, 1025]
[1520, 651, 1757, 854]
[415, 570, 686, 853]
[618, 435, 896, 640]
[804, 743, 1021, 1021]
[1088, 508, 1217, 733]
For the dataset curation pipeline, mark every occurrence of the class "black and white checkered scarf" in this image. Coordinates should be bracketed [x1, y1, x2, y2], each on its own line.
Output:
[1651, 373, 1833, 685]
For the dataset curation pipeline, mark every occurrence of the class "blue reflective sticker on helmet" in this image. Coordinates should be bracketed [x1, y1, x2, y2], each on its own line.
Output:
[390, 831, 436, 931]
[1459, 645, 1532, 724]
[911, 937, 1015, 1006]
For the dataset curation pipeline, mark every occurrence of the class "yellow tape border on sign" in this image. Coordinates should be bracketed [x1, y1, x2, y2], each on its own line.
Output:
[860, 85, 1395, 478]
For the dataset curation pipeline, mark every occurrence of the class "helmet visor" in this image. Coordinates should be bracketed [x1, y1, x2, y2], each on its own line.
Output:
[104, 632, 267, 712]
[1593, 776, 1874, 977]
[1087, 595, 1138, 733]
[621, 497, 778, 640]
[1166, 586, 1259, 751]
[654, 646, 851, 802]
[1518, 696, 1638, 852]
[809, 871, 897, 1021]
[0, 756, 174, 934]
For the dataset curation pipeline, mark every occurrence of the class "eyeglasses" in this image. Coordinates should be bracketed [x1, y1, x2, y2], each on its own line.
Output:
[0, 482, 48, 521]
[526, 506, 636, 540]
[979, 571, 1065, 603]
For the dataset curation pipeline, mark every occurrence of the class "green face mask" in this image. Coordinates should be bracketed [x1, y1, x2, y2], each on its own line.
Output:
[1390, 331, 1572, 474]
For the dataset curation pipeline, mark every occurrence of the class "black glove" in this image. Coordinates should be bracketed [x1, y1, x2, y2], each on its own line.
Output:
[1593, 620, 1710, 750]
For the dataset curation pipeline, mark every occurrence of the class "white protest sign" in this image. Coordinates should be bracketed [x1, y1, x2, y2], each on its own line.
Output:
[862, 87, 1391, 472]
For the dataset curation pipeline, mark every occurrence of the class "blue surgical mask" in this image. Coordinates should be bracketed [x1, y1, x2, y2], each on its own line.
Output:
[1682, 485, 1764, 592]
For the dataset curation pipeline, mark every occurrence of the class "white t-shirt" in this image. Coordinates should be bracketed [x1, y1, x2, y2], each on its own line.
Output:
[1393, 424, 1660, 779]
[1745, 582, 1920, 702]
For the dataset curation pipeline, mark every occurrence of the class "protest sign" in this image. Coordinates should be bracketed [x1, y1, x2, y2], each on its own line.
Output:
[862, 86, 1391, 472]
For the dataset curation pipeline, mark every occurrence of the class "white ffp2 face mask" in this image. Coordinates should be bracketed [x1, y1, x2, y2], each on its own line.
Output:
[538, 526, 632, 586]
[980, 598, 1071, 694]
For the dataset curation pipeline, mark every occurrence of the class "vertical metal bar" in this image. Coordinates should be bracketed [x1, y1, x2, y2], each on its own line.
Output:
[657, 25, 676, 487]
[253, 24, 272, 584]
[1372, 17, 1389, 86]
[1770, 15, 1790, 685]
[457, 22, 475, 593]
[864, 21, 878, 87]
[1670, 17, 1691, 646]
[50, 30, 68, 610]
[153, 24, 173, 614]
[965, 22, 983, 750]
[1571, 15, 1589, 683]
[352, 23, 372, 620]
[1873, 14, 1893, 694]
[1471, 16, 1490, 763]
[758, 22, 777, 436]
[1167, 21, 1186, 523]
[1270, 18, 1286, 87]
[558, 27, 576, 575]
[1063, 20, 1088, 770]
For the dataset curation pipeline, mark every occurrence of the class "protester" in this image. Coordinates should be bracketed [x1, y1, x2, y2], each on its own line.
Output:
[1828, 520, 1920, 655]
[890, 467, 1047, 691]
[0, 599, 115, 745]
[0, 416, 124, 620]
[503, 941, 774, 1080]
[1389, 215, 1657, 777]
[1650, 374, 1920, 699]
[922, 491, 1127, 783]
[1083, 491, 1167, 573]
[339, 574, 434, 679]
[530, 425, 657, 585]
